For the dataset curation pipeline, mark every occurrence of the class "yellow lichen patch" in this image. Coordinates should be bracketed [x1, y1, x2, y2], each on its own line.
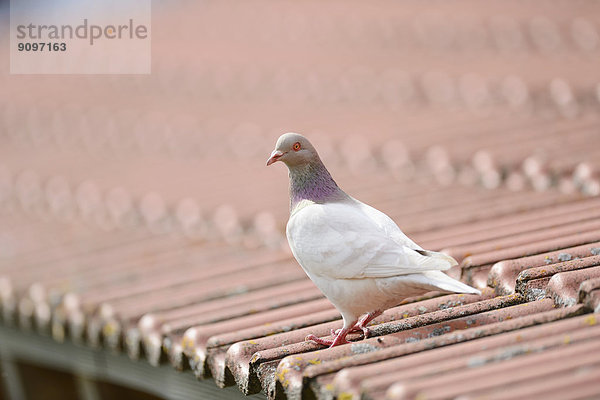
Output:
[102, 322, 117, 337]
[584, 315, 597, 326]
[338, 392, 354, 400]
[325, 384, 335, 391]
[276, 368, 290, 388]
[563, 335, 571, 345]
[181, 336, 192, 351]
[249, 340, 257, 345]
[307, 358, 321, 365]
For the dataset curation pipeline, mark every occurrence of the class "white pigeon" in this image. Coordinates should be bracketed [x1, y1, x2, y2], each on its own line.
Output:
[267, 133, 481, 347]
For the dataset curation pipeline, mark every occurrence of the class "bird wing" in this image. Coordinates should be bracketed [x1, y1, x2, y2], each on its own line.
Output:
[286, 200, 454, 280]
[354, 200, 423, 250]
[356, 200, 459, 267]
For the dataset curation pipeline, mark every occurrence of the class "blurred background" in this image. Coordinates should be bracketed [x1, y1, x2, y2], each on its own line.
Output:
[1, 1, 600, 399]
[1, 0, 599, 251]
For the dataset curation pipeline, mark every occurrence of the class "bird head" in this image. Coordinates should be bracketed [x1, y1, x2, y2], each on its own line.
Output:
[266, 133, 318, 167]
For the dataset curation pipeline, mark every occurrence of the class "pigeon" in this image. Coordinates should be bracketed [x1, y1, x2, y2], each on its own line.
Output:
[267, 133, 481, 348]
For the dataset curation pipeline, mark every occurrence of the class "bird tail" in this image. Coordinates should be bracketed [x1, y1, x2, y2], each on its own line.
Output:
[415, 249, 458, 268]
[418, 270, 481, 295]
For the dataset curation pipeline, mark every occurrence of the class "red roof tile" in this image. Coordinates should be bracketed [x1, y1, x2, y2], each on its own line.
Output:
[1, 1, 600, 399]
[386, 333, 600, 400]
[1, 170, 599, 400]
[580, 277, 600, 312]
[489, 241, 600, 295]
[333, 312, 597, 400]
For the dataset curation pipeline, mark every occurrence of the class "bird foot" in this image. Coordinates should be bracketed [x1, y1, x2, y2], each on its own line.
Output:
[356, 310, 382, 338]
[305, 333, 349, 348]
[360, 326, 373, 338]
[330, 327, 361, 336]
[330, 324, 373, 338]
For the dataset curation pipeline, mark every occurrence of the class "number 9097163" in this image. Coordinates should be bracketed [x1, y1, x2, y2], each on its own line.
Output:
[17, 42, 67, 51]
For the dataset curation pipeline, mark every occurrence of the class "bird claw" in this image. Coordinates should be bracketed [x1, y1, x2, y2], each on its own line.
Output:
[305, 334, 349, 348]
[331, 325, 371, 338]
[308, 311, 382, 348]
[361, 326, 372, 338]
[355, 310, 382, 339]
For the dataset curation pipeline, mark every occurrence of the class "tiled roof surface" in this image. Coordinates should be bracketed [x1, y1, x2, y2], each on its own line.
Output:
[2, 1, 600, 399]
[1, 184, 599, 399]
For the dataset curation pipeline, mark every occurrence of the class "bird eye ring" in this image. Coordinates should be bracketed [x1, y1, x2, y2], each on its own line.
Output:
[292, 142, 301, 151]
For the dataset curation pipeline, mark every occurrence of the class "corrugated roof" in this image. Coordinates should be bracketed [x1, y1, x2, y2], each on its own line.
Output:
[1, 182, 599, 399]
[1, 1, 600, 399]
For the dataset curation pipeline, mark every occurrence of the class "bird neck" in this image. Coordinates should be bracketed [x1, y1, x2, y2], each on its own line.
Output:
[288, 161, 346, 212]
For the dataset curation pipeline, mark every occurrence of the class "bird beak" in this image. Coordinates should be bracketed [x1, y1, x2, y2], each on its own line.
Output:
[266, 150, 284, 166]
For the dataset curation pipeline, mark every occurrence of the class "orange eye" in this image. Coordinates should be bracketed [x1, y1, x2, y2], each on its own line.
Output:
[292, 142, 301, 151]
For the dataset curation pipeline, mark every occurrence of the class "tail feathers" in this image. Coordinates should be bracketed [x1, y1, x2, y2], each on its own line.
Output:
[407, 249, 458, 272]
[416, 250, 459, 267]
[419, 270, 481, 295]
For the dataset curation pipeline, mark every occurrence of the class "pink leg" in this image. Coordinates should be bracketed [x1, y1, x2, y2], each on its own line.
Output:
[330, 310, 383, 338]
[356, 310, 382, 338]
[306, 318, 357, 348]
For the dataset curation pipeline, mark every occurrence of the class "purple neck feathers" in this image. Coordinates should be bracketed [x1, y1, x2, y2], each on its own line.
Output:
[288, 160, 346, 211]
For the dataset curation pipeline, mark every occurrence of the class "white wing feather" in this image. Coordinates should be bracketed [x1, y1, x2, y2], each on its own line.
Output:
[286, 200, 455, 280]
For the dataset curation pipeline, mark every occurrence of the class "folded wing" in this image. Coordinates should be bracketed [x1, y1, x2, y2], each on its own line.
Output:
[286, 201, 456, 280]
